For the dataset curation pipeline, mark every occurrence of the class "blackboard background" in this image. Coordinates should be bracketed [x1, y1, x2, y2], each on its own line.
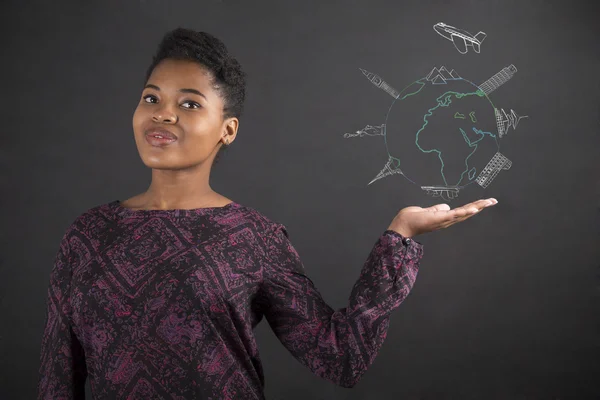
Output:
[1, 0, 599, 398]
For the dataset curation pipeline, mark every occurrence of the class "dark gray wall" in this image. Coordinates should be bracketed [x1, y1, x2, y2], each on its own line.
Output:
[1, 0, 599, 398]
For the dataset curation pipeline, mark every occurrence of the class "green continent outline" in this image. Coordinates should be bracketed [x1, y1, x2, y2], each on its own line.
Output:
[413, 89, 496, 186]
[384, 78, 499, 187]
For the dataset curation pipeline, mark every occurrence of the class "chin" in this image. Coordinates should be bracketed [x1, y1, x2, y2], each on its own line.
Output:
[136, 150, 177, 169]
[139, 153, 212, 171]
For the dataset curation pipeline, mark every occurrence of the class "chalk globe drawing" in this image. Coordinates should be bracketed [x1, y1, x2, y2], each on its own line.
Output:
[345, 65, 527, 201]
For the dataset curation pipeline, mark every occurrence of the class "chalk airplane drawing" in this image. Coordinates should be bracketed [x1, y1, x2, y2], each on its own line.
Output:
[433, 22, 487, 54]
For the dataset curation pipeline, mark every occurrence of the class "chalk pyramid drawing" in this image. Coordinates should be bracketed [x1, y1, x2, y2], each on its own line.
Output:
[426, 66, 461, 84]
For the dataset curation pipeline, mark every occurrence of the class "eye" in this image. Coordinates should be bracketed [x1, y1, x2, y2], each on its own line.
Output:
[142, 94, 158, 103]
[182, 101, 201, 110]
[141, 95, 200, 110]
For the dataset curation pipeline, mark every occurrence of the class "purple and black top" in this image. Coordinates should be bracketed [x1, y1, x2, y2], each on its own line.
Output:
[37, 200, 423, 399]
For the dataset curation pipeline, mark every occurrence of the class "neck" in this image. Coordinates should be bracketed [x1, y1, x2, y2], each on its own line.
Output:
[139, 161, 221, 209]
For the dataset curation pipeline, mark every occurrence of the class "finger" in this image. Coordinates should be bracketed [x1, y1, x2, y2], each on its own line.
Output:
[447, 206, 473, 219]
[434, 198, 498, 231]
[475, 198, 497, 208]
[456, 198, 497, 214]
[451, 198, 498, 223]
[427, 198, 496, 228]
[442, 201, 488, 221]
[425, 203, 451, 212]
[426, 206, 469, 226]
[439, 210, 476, 229]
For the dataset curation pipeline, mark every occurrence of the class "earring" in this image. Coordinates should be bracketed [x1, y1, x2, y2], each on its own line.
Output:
[225, 138, 230, 146]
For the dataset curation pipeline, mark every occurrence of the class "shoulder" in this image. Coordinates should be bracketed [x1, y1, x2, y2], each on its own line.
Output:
[226, 202, 288, 238]
[71, 200, 116, 226]
[229, 205, 301, 267]
[56, 200, 119, 246]
[47, 201, 114, 275]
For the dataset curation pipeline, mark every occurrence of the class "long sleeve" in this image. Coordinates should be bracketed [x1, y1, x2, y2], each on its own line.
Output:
[257, 224, 424, 388]
[37, 230, 87, 399]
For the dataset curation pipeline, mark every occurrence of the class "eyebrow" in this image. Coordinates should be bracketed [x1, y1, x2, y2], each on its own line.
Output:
[144, 84, 207, 100]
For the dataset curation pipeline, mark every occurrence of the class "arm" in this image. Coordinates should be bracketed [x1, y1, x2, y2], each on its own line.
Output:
[37, 230, 87, 399]
[256, 224, 423, 388]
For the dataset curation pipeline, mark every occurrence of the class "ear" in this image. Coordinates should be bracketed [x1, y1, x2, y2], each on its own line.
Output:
[221, 117, 239, 145]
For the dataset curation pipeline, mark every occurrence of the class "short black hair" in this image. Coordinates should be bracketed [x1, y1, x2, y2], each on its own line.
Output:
[144, 28, 247, 164]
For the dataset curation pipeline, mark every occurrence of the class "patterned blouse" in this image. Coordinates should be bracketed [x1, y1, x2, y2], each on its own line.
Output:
[38, 200, 423, 399]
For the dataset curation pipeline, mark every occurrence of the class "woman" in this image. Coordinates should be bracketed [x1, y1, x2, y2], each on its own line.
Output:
[37, 28, 497, 399]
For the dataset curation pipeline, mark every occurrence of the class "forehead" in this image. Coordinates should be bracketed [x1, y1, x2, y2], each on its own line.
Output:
[147, 59, 221, 100]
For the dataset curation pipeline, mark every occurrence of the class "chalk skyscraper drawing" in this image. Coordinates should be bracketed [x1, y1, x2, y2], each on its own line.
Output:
[495, 108, 528, 138]
[476, 152, 512, 188]
[360, 68, 400, 99]
[478, 65, 517, 96]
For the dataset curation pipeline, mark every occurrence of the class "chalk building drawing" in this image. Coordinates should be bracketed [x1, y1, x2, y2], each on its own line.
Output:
[344, 64, 527, 201]
[426, 66, 461, 84]
[478, 65, 517, 96]
[495, 108, 528, 138]
[433, 22, 487, 54]
[344, 124, 386, 138]
[421, 186, 461, 201]
[475, 152, 512, 188]
[368, 156, 406, 186]
[360, 69, 400, 99]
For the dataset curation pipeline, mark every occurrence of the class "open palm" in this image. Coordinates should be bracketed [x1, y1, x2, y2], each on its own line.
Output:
[387, 198, 498, 238]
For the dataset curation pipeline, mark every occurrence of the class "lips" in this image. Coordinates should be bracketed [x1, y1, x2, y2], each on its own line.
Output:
[145, 127, 178, 141]
[144, 127, 178, 147]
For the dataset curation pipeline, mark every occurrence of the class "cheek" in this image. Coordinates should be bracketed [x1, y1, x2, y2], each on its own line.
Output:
[185, 116, 222, 137]
[132, 105, 148, 131]
[132, 107, 141, 127]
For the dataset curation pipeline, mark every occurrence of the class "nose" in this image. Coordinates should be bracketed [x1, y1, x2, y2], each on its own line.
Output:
[152, 107, 178, 123]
